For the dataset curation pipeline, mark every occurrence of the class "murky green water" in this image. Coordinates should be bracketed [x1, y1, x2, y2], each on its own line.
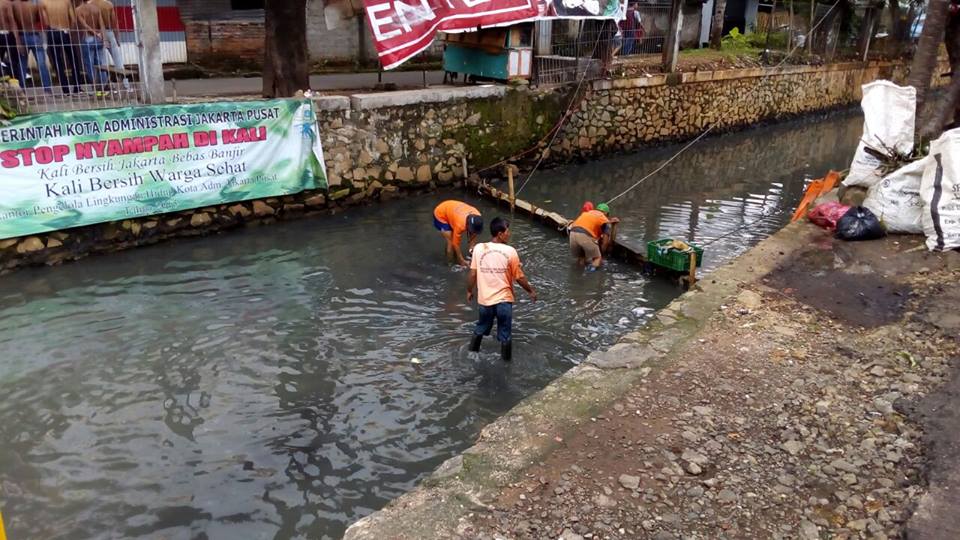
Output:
[0, 111, 861, 540]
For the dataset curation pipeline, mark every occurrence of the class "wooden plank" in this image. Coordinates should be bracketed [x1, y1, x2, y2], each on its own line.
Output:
[466, 177, 649, 266]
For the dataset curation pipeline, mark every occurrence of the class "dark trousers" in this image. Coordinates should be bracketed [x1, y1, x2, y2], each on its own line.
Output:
[0, 32, 22, 82]
[46, 30, 82, 92]
[474, 302, 513, 343]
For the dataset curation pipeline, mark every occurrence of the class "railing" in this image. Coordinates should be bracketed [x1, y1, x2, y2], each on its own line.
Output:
[533, 2, 672, 85]
[0, 0, 150, 115]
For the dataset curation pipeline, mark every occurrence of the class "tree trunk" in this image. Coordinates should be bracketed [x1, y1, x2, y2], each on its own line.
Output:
[710, 0, 727, 49]
[857, 7, 876, 61]
[908, 0, 950, 130]
[887, 0, 905, 55]
[263, 0, 310, 98]
[924, 14, 960, 138]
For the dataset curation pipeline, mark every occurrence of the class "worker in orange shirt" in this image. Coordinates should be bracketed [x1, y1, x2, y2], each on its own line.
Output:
[434, 199, 483, 267]
[467, 217, 537, 362]
[569, 202, 619, 270]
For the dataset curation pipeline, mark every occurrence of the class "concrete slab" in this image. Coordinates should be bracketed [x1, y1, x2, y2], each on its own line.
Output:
[312, 95, 351, 111]
[349, 85, 507, 110]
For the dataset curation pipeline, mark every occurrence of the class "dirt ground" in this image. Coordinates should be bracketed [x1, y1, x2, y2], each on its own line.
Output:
[461, 234, 960, 540]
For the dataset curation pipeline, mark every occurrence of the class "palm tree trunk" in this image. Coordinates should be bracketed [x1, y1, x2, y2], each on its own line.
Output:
[710, 0, 728, 49]
[263, 0, 310, 98]
[908, 0, 951, 132]
[923, 14, 960, 137]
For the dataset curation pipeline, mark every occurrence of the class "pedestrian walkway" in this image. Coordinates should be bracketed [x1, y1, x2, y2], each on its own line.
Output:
[165, 70, 446, 97]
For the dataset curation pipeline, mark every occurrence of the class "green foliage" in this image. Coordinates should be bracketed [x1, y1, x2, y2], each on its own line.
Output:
[721, 28, 752, 50]
[0, 76, 18, 123]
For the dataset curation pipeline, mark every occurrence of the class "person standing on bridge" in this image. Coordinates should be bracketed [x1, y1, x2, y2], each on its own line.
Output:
[13, 0, 53, 91]
[433, 199, 483, 267]
[40, 0, 83, 93]
[569, 202, 619, 271]
[467, 217, 536, 362]
[0, 0, 24, 84]
[89, 0, 129, 91]
[75, 0, 108, 93]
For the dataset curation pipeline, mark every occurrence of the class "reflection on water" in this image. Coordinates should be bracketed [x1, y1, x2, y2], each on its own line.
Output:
[522, 110, 863, 270]
[0, 111, 861, 539]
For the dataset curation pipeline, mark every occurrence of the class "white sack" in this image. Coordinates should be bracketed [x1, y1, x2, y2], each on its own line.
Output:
[843, 81, 917, 188]
[920, 128, 960, 251]
[863, 157, 927, 234]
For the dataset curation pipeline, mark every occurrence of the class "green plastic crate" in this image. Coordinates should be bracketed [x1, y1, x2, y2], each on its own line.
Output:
[646, 239, 704, 272]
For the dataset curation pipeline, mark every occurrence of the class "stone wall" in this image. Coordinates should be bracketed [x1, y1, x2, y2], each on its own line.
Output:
[549, 61, 924, 160]
[0, 60, 947, 272]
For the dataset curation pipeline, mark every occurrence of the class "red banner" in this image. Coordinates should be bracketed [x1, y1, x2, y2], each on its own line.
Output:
[364, 0, 538, 69]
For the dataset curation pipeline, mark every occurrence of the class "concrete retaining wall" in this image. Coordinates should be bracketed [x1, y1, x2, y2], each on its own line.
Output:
[0, 60, 947, 273]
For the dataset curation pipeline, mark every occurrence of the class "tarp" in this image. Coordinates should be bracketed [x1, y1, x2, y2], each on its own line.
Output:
[364, 0, 539, 69]
[363, 0, 625, 69]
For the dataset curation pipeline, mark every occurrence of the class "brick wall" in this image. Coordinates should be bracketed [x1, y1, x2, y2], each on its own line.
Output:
[185, 19, 266, 65]
[182, 1, 379, 67]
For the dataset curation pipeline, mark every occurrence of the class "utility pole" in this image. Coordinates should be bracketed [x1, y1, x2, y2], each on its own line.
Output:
[133, 0, 165, 104]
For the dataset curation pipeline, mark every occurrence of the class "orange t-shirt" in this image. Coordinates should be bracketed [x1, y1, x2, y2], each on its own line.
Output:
[570, 210, 610, 239]
[470, 242, 524, 306]
[434, 200, 480, 246]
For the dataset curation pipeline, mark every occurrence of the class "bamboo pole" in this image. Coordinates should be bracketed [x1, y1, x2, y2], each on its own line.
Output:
[507, 167, 516, 211]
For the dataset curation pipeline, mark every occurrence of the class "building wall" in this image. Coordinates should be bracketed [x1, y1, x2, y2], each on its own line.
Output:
[180, 0, 382, 66]
[0, 60, 948, 272]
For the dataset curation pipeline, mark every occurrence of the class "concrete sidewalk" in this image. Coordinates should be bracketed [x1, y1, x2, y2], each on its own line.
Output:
[164, 71, 446, 97]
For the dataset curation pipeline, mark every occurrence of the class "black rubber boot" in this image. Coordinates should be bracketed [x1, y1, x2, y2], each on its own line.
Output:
[500, 340, 512, 362]
[469, 334, 483, 352]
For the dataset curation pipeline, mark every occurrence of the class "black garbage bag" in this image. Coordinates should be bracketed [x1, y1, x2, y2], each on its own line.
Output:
[835, 206, 886, 241]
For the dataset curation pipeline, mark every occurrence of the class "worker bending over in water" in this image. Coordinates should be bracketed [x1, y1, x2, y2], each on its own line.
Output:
[433, 199, 483, 267]
[467, 217, 536, 362]
[569, 202, 619, 271]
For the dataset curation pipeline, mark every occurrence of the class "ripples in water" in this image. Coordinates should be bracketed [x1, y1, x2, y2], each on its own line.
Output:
[0, 111, 862, 539]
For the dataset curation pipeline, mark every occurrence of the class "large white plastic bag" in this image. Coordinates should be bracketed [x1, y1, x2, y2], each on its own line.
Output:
[843, 81, 917, 188]
[863, 157, 927, 234]
[920, 128, 960, 251]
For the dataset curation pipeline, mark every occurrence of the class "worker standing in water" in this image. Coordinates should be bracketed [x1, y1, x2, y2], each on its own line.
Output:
[433, 199, 483, 267]
[467, 217, 536, 362]
[569, 202, 619, 271]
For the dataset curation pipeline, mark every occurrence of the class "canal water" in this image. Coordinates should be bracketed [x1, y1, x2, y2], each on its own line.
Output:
[0, 111, 861, 540]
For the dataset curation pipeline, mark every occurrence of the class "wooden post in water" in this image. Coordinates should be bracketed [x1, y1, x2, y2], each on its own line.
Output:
[507, 167, 516, 211]
[688, 251, 698, 287]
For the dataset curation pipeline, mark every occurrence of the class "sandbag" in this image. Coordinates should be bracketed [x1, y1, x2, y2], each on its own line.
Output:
[835, 206, 886, 241]
[843, 81, 917, 189]
[863, 157, 926, 234]
[920, 128, 960, 251]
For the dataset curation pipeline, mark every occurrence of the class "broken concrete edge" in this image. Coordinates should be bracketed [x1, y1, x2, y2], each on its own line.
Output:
[349, 85, 508, 110]
[342, 220, 821, 539]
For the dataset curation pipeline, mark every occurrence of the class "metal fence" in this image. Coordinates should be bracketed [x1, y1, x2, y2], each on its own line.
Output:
[533, 2, 672, 85]
[620, 2, 673, 57]
[0, 0, 149, 115]
[534, 20, 611, 85]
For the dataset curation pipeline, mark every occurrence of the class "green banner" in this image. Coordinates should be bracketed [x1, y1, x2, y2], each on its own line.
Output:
[0, 99, 327, 239]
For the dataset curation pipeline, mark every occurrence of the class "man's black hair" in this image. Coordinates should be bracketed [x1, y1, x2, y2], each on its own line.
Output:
[490, 217, 510, 237]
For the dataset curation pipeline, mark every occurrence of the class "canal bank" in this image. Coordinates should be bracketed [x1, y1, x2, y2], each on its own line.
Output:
[344, 207, 960, 540]
[0, 59, 949, 274]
